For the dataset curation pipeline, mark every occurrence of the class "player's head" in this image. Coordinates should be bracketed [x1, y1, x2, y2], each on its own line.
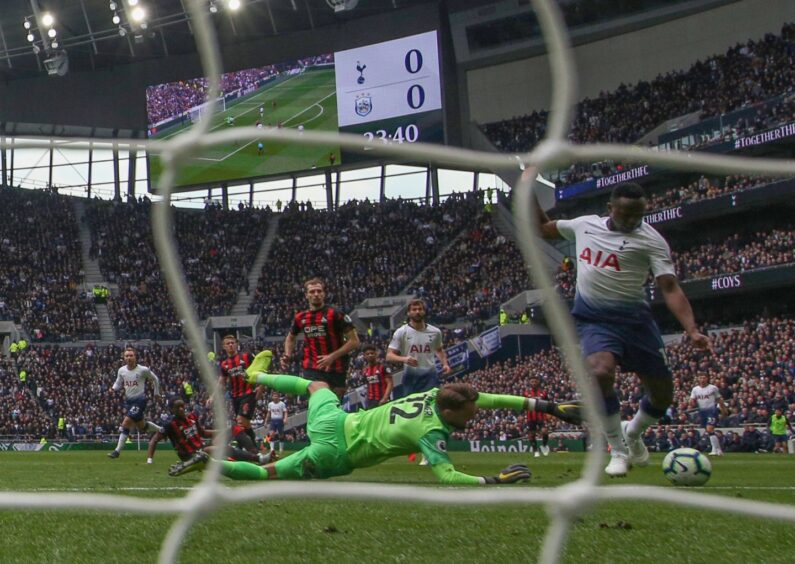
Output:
[437, 383, 479, 430]
[271, 391, 280, 402]
[304, 277, 326, 309]
[123, 347, 137, 367]
[170, 398, 186, 418]
[697, 373, 709, 387]
[363, 344, 378, 364]
[608, 182, 646, 233]
[407, 299, 427, 323]
[222, 334, 238, 356]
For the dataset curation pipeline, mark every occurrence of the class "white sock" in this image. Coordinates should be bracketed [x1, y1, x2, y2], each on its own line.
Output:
[709, 435, 722, 453]
[604, 413, 627, 456]
[626, 409, 658, 439]
[115, 430, 128, 452]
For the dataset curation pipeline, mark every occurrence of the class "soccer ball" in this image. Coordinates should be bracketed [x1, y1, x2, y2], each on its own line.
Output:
[661, 448, 712, 486]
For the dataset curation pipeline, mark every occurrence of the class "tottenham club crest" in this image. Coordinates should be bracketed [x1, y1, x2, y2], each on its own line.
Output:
[355, 93, 372, 117]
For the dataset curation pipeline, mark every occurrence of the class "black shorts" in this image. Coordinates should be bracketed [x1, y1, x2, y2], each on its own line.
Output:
[527, 420, 547, 433]
[302, 368, 347, 389]
[232, 393, 257, 420]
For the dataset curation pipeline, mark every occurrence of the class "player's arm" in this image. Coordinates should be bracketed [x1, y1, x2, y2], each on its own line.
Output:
[434, 337, 451, 375]
[476, 392, 582, 425]
[207, 373, 227, 407]
[255, 384, 265, 401]
[656, 274, 712, 351]
[386, 347, 413, 366]
[380, 371, 394, 405]
[148, 369, 162, 397]
[531, 184, 563, 240]
[318, 324, 359, 369]
[112, 372, 123, 394]
[420, 431, 529, 485]
[283, 404, 288, 426]
[282, 331, 297, 369]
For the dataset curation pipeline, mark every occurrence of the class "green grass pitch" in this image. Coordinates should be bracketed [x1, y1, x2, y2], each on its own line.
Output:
[1, 451, 793, 563]
[148, 69, 341, 188]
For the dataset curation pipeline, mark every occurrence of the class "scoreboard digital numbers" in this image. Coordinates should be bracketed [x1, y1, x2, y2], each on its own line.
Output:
[334, 30, 444, 160]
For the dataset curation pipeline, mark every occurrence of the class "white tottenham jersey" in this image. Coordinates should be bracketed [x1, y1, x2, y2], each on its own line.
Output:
[690, 384, 721, 410]
[389, 323, 443, 370]
[556, 215, 675, 307]
[268, 401, 287, 420]
[113, 364, 161, 400]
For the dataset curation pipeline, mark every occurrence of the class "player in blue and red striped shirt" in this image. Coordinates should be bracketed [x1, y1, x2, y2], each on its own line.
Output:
[282, 278, 360, 398]
[361, 344, 393, 410]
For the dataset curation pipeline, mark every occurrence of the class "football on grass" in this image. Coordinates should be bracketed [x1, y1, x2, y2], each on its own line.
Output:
[662, 447, 712, 486]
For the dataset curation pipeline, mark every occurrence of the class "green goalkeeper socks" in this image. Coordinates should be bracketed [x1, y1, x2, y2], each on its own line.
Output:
[252, 373, 311, 396]
[220, 461, 269, 481]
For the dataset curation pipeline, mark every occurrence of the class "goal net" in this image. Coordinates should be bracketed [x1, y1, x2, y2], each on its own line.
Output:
[2, 1, 795, 563]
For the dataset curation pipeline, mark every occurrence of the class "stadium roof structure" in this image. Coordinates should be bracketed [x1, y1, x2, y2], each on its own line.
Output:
[0, 0, 493, 81]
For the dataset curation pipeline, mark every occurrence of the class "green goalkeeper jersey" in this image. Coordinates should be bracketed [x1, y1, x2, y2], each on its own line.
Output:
[343, 388, 527, 485]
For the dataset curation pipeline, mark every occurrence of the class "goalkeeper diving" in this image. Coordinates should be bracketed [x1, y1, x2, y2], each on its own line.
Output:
[173, 351, 583, 485]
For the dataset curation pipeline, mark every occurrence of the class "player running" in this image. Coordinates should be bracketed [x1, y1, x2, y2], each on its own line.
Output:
[108, 347, 164, 460]
[171, 352, 582, 484]
[534, 181, 711, 477]
[689, 373, 727, 456]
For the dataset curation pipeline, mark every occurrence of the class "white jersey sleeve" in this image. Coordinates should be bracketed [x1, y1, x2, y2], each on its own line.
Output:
[146, 368, 162, 397]
[112, 370, 124, 392]
[388, 325, 406, 353]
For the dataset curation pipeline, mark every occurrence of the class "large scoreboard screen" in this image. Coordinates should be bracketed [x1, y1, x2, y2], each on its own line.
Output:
[146, 31, 443, 189]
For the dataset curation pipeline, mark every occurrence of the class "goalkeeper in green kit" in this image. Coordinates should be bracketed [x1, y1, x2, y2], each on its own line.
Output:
[175, 351, 582, 485]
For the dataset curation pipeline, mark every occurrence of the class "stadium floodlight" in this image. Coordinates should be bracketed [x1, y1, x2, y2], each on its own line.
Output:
[226, 0, 241, 11]
[41, 13, 54, 28]
[48, 28, 57, 38]
[127, 0, 139, 6]
[112, 13, 121, 24]
[209, 1, 218, 14]
[325, 0, 359, 13]
[109, 1, 117, 10]
[26, 33, 34, 42]
[51, 40, 58, 49]
[118, 26, 127, 36]
[23, 19, 31, 30]
[130, 6, 146, 22]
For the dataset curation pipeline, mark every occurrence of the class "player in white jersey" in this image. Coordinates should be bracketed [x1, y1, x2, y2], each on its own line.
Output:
[387, 298, 451, 466]
[108, 347, 164, 461]
[534, 182, 711, 477]
[387, 299, 451, 397]
[266, 391, 288, 453]
[690, 373, 727, 456]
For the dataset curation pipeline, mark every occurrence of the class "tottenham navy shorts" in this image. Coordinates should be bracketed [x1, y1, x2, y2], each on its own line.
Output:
[125, 397, 147, 422]
[575, 317, 671, 379]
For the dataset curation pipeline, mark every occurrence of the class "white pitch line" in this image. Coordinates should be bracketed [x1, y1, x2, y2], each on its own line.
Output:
[155, 73, 305, 142]
[212, 90, 336, 161]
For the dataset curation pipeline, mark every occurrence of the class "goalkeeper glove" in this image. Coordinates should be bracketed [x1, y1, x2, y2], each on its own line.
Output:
[484, 464, 531, 484]
[535, 399, 583, 425]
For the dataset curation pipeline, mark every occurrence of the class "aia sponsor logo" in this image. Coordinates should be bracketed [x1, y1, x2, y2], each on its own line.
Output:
[579, 247, 621, 271]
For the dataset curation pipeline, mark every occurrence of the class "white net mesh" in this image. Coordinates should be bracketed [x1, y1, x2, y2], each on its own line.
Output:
[2, 1, 795, 563]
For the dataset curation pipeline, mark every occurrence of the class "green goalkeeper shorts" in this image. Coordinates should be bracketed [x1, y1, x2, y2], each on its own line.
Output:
[274, 388, 352, 480]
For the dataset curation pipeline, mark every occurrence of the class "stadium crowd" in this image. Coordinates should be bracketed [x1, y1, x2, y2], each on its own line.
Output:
[482, 23, 795, 152]
[408, 214, 530, 322]
[449, 315, 795, 453]
[84, 198, 270, 339]
[249, 194, 482, 333]
[0, 188, 99, 341]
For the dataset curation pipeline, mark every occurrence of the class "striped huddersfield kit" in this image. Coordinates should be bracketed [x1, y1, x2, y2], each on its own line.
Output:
[291, 307, 354, 374]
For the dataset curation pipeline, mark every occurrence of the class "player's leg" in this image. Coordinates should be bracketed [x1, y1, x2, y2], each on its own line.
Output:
[540, 426, 550, 456]
[146, 430, 163, 464]
[249, 372, 313, 396]
[528, 427, 538, 458]
[705, 417, 723, 456]
[109, 417, 131, 458]
[622, 323, 672, 467]
[584, 351, 628, 476]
